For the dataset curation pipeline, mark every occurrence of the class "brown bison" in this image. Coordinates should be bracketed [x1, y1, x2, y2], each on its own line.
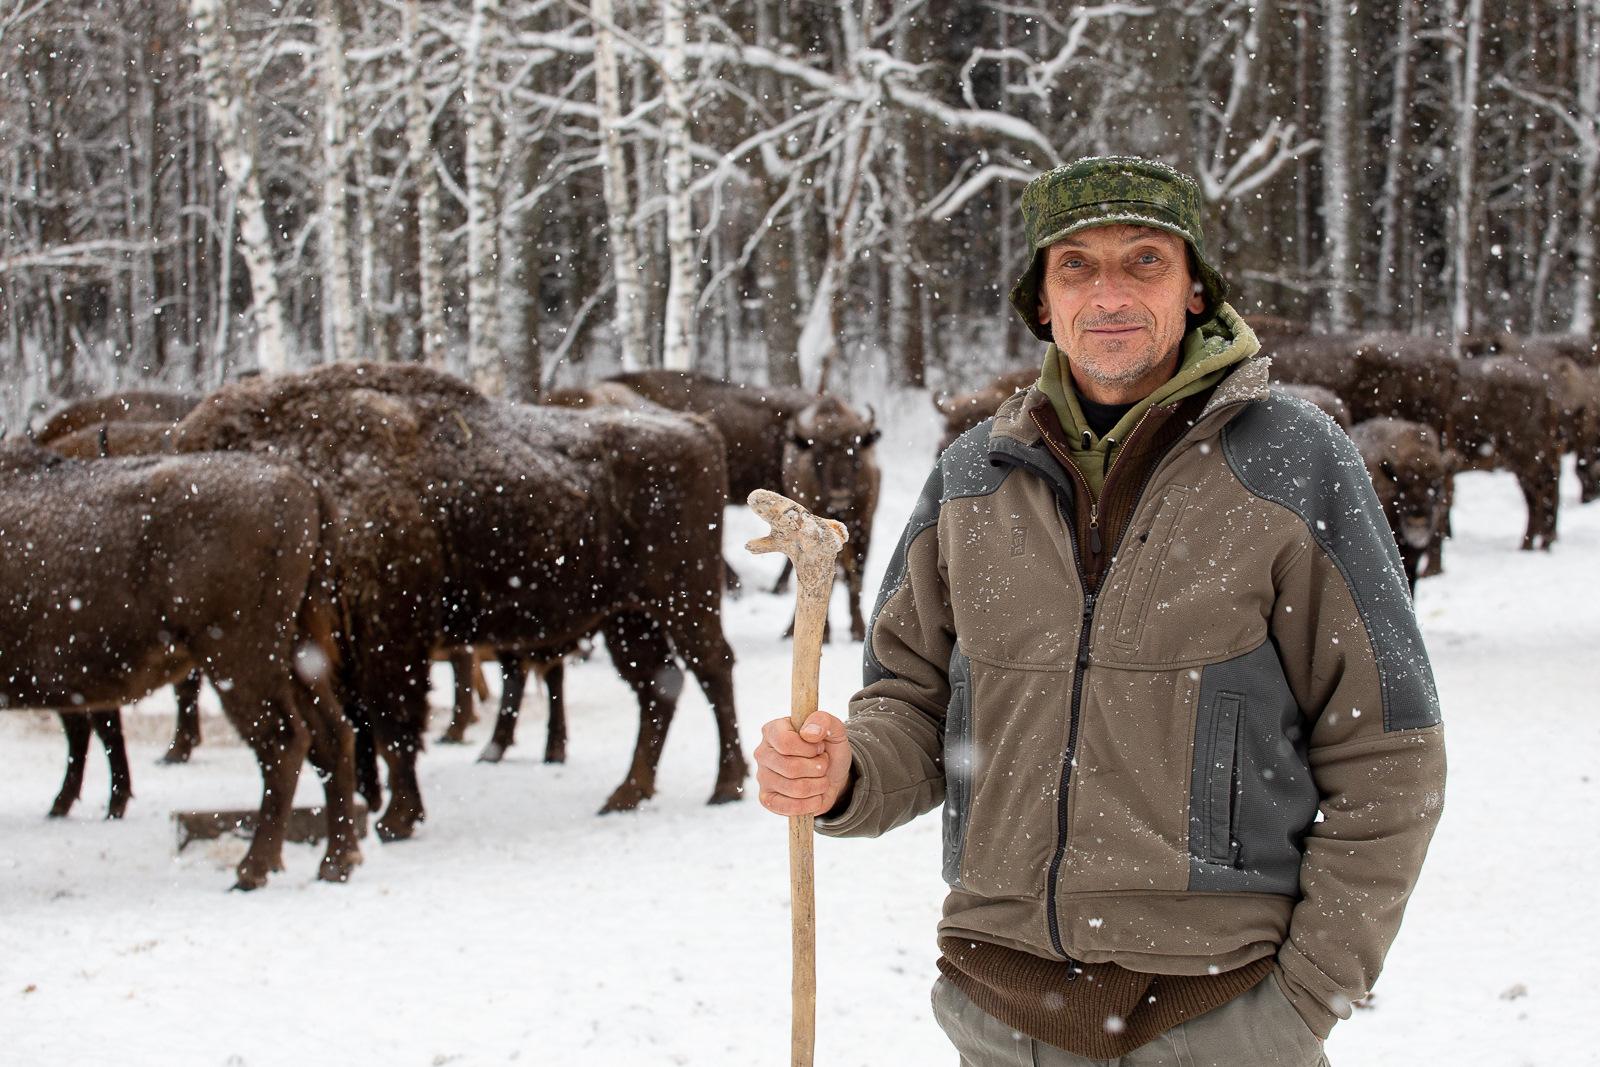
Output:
[608, 370, 881, 637]
[33, 389, 201, 445]
[0, 440, 358, 889]
[932, 367, 1038, 453]
[1453, 356, 1566, 550]
[173, 362, 746, 831]
[1350, 418, 1456, 591]
[779, 395, 882, 641]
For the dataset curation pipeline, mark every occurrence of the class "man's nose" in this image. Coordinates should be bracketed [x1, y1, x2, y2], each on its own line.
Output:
[1090, 268, 1135, 310]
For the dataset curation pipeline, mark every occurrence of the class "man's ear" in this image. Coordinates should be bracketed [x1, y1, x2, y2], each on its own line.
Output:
[1037, 296, 1052, 325]
[1187, 281, 1206, 315]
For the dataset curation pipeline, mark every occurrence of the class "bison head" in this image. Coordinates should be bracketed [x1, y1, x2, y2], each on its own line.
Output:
[782, 396, 880, 519]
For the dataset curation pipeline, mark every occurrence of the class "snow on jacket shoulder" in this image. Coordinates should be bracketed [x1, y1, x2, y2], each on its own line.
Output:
[818, 353, 1447, 1038]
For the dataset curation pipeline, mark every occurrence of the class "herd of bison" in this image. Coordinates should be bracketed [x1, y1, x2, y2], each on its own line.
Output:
[2, 322, 1594, 890]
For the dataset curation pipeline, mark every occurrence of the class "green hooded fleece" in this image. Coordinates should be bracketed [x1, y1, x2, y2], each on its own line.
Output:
[1036, 301, 1260, 500]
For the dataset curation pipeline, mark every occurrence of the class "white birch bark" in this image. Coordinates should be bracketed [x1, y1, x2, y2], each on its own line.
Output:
[1571, 0, 1600, 336]
[404, 0, 445, 366]
[464, 0, 502, 394]
[659, 0, 696, 371]
[1321, 0, 1357, 332]
[1450, 0, 1483, 344]
[317, 0, 359, 362]
[1375, 0, 1416, 326]
[593, 0, 647, 371]
[188, 0, 287, 375]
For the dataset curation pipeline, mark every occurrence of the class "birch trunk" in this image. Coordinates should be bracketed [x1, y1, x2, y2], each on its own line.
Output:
[1450, 0, 1483, 344]
[797, 123, 872, 392]
[404, 0, 445, 366]
[188, 0, 287, 375]
[1375, 0, 1415, 327]
[593, 0, 647, 371]
[465, 0, 502, 394]
[1571, 0, 1600, 336]
[317, 0, 359, 362]
[659, 0, 696, 372]
[1322, 0, 1358, 331]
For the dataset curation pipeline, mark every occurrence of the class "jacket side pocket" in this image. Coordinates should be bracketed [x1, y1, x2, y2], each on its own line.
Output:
[942, 646, 974, 887]
[1198, 691, 1244, 866]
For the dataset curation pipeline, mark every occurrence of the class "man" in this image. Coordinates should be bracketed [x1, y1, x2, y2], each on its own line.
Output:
[753, 156, 1446, 1066]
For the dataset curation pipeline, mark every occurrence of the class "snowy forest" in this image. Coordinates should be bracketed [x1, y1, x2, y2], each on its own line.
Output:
[2, 0, 1597, 424]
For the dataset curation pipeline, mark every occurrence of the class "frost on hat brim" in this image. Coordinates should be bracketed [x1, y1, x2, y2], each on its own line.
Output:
[1008, 213, 1229, 343]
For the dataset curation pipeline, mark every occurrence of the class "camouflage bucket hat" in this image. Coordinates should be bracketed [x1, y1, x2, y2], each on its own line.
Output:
[1008, 156, 1229, 342]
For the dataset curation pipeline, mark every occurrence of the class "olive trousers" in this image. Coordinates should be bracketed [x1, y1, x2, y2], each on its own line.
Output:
[932, 973, 1331, 1067]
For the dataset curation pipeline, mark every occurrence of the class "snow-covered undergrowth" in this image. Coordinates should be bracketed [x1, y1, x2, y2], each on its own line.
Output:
[1, 391, 1593, 1065]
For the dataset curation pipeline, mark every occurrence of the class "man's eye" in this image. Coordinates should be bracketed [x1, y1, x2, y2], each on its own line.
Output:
[1064, 258, 1084, 269]
[1138, 254, 1158, 264]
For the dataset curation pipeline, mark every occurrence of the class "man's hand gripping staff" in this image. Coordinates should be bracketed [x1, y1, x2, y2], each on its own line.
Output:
[746, 488, 848, 1067]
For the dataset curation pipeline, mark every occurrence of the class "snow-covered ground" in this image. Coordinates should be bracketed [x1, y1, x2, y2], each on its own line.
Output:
[1, 392, 1595, 1066]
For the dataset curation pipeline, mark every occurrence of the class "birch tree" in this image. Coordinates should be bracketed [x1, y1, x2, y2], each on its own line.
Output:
[405, 0, 445, 365]
[187, 0, 287, 375]
[317, 0, 359, 362]
[1375, 0, 1418, 326]
[659, 0, 696, 371]
[464, 0, 502, 394]
[1448, 0, 1484, 344]
[1321, 0, 1358, 331]
[593, 0, 647, 370]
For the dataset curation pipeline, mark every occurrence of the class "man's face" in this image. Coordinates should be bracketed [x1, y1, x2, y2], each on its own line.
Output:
[1035, 224, 1206, 404]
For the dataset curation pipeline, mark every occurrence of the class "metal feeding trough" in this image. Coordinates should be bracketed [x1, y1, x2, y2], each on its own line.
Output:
[172, 801, 370, 853]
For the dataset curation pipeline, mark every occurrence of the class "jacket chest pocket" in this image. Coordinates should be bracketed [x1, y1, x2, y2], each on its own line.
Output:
[1110, 486, 1191, 652]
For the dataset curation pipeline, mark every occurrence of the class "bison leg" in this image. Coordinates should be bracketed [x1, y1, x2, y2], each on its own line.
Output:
[477, 653, 528, 764]
[351, 707, 384, 813]
[724, 560, 743, 596]
[599, 615, 683, 813]
[162, 671, 203, 764]
[437, 648, 478, 744]
[50, 712, 93, 818]
[842, 548, 868, 643]
[90, 710, 133, 819]
[221, 681, 311, 890]
[298, 668, 361, 883]
[665, 615, 746, 806]
[542, 659, 567, 765]
[1517, 466, 1561, 551]
[372, 678, 430, 842]
[1399, 545, 1422, 595]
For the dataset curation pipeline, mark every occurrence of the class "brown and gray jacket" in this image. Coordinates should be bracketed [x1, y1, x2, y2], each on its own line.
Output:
[818, 350, 1447, 1037]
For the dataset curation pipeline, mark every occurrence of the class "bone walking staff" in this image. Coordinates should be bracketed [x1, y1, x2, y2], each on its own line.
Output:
[746, 488, 848, 1067]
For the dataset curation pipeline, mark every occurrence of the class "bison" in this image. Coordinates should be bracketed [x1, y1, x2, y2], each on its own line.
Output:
[779, 395, 882, 641]
[0, 440, 358, 889]
[1273, 382, 1352, 432]
[173, 362, 746, 832]
[932, 367, 1038, 454]
[608, 370, 881, 639]
[33, 389, 201, 445]
[1350, 418, 1456, 591]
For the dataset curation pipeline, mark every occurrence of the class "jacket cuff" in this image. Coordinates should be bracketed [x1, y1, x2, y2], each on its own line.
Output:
[1274, 948, 1346, 1040]
[814, 740, 874, 835]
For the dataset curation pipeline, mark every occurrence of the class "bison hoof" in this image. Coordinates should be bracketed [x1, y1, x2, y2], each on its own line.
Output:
[435, 731, 469, 745]
[477, 741, 507, 764]
[232, 867, 270, 892]
[106, 800, 129, 820]
[318, 849, 362, 883]
[161, 746, 194, 765]
[708, 780, 745, 805]
[375, 811, 420, 842]
[599, 786, 649, 814]
[47, 799, 74, 819]
[543, 747, 566, 765]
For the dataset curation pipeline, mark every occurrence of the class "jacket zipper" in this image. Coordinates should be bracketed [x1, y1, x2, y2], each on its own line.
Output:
[1030, 402, 1191, 966]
